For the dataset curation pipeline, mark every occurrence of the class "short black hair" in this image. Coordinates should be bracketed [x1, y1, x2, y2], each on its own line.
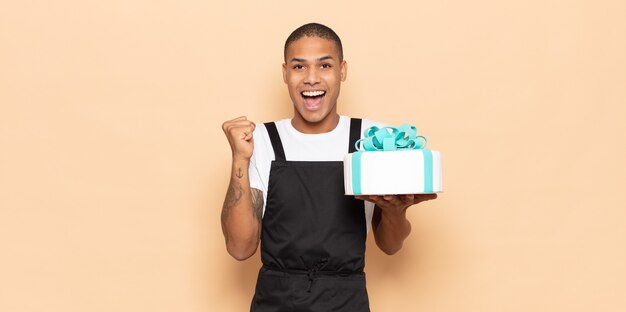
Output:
[284, 23, 343, 62]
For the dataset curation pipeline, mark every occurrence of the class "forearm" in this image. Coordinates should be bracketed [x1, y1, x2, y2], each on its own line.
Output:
[373, 206, 412, 255]
[221, 158, 262, 260]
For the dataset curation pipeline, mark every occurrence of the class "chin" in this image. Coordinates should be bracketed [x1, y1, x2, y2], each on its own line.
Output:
[297, 108, 329, 124]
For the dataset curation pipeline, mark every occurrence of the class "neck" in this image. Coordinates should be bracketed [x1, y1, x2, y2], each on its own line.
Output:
[291, 113, 340, 134]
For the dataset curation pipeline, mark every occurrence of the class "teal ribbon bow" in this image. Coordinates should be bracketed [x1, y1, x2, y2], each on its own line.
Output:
[350, 124, 433, 194]
[355, 124, 427, 152]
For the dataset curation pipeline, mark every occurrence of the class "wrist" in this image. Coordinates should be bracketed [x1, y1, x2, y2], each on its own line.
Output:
[378, 205, 408, 221]
[232, 155, 251, 165]
[231, 157, 250, 179]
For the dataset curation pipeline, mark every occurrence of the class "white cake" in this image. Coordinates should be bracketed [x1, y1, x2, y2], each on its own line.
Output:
[344, 149, 442, 195]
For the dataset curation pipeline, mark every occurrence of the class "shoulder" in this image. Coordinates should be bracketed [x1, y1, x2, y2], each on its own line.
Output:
[361, 118, 387, 129]
[343, 116, 388, 133]
[250, 121, 272, 162]
[253, 118, 289, 140]
[251, 118, 290, 161]
[266, 118, 292, 136]
[252, 122, 269, 144]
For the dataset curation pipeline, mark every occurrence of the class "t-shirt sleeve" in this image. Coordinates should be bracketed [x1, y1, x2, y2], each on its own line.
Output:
[248, 150, 265, 193]
[248, 125, 272, 217]
[364, 201, 375, 233]
[248, 125, 267, 194]
[361, 118, 389, 132]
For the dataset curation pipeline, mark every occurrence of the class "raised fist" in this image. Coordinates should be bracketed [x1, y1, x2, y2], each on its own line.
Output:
[222, 116, 256, 161]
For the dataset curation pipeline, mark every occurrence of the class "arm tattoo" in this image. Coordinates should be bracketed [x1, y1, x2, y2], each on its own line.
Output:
[250, 188, 264, 221]
[221, 166, 263, 240]
[221, 176, 243, 224]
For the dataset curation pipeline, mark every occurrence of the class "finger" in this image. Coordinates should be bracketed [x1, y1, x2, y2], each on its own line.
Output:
[231, 120, 256, 130]
[225, 120, 255, 131]
[222, 116, 247, 130]
[360, 195, 381, 205]
[356, 195, 373, 202]
[382, 195, 404, 207]
[244, 131, 254, 141]
[413, 193, 438, 204]
[241, 130, 252, 140]
[369, 195, 388, 206]
[401, 194, 415, 206]
[229, 124, 256, 138]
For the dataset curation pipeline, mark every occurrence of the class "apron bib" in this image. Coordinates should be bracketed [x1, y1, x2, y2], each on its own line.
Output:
[250, 119, 370, 312]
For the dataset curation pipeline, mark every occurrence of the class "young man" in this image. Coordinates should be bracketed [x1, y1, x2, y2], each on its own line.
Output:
[221, 23, 437, 311]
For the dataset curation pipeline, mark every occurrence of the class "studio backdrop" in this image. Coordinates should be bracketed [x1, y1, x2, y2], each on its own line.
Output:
[1, 1, 625, 311]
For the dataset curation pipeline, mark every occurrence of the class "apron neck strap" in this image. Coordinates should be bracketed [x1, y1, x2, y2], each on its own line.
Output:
[348, 118, 362, 153]
[264, 122, 286, 161]
[265, 118, 362, 160]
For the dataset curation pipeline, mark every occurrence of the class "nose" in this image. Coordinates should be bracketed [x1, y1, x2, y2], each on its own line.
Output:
[304, 67, 320, 85]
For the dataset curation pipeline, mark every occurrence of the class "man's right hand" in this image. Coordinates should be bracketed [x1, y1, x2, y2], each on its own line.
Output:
[222, 116, 256, 161]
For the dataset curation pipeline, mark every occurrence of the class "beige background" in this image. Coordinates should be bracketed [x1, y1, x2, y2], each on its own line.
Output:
[1, 1, 625, 311]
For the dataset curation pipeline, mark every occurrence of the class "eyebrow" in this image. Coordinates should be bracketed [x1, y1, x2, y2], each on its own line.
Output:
[290, 55, 334, 63]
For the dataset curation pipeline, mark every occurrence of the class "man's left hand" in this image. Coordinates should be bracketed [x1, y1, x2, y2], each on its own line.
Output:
[355, 194, 437, 214]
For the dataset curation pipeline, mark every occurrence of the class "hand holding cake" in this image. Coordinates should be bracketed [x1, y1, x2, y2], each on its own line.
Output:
[355, 194, 438, 209]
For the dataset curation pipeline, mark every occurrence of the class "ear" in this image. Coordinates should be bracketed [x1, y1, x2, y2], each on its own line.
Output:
[340, 60, 347, 82]
[282, 63, 288, 83]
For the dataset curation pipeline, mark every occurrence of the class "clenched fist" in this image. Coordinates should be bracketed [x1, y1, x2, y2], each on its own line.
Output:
[222, 116, 256, 161]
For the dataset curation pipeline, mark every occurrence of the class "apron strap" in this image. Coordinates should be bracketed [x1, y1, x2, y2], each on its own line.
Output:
[266, 118, 362, 160]
[264, 122, 286, 161]
[349, 118, 363, 153]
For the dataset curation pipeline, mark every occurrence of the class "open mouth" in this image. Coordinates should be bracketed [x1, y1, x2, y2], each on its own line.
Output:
[301, 90, 326, 110]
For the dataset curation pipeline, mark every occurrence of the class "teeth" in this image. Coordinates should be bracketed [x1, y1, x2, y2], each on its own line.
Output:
[302, 90, 326, 97]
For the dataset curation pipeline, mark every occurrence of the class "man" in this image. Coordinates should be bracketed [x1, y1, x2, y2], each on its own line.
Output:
[221, 23, 437, 311]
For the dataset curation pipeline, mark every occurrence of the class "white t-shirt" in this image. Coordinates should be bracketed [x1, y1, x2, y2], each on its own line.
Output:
[248, 115, 384, 233]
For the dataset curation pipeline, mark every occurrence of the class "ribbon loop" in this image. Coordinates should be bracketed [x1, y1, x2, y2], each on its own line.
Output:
[355, 124, 428, 152]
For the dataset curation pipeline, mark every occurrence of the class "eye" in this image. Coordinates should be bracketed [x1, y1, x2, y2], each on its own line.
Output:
[293, 64, 304, 70]
[321, 63, 332, 69]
